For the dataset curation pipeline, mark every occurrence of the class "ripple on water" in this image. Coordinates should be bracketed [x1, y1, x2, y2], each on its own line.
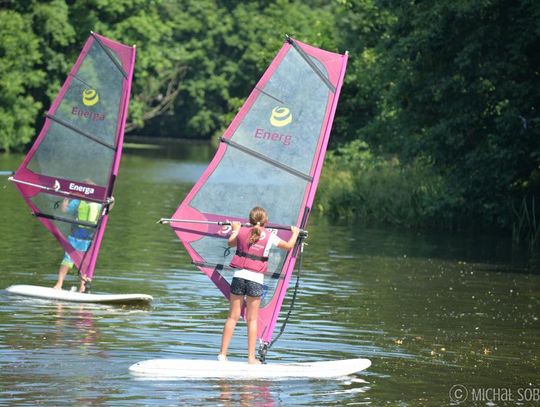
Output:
[1, 152, 539, 405]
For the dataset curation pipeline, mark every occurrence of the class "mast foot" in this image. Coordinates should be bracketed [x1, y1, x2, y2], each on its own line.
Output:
[258, 342, 269, 364]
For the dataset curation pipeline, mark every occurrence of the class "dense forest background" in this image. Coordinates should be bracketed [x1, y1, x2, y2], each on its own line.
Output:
[1, 0, 539, 242]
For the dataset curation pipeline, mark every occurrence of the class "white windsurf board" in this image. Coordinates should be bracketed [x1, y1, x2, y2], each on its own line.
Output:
[5, 284, 152, 305]
[129, 358, 371, 379]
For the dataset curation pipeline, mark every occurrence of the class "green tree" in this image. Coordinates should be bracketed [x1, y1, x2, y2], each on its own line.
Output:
[331, 0, 396, 148]
[140, 0, 339, 139]
[0, 0, 191, 149]
[0, 0, 341, 148]
[332, 0, 540, 231]
[379, 0, 540, 228]
[0, 10, 44, 151]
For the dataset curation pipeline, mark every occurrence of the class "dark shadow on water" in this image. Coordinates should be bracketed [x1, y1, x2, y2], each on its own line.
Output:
[124, 136, 214, 161]
[310, 216, 539, 274]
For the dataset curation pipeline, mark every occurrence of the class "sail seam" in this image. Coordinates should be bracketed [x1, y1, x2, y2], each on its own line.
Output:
[91, 33, 128, 79]
[45, 113, 116, 150]
[220, 137, 313, 182]
[287, 37, 335, 93]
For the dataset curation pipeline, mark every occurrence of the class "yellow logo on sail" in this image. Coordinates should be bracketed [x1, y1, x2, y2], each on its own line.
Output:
[82, 89, 99, 106]
[270, 106, 292, 127]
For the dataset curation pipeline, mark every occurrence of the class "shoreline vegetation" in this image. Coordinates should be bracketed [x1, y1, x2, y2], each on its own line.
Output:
[4, 135, 539, 260]
[317, 140, 540, 254]
[1, 1, 538, 251]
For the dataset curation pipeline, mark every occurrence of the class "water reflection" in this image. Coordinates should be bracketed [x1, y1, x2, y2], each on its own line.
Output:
[123, 137, 213, 161]
[54, 303, 101, 352]
[1, 146, 539, 405]
[217, 380, 275, 407]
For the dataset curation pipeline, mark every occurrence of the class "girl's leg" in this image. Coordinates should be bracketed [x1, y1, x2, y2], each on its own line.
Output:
[245, 295, 262, 364]
[219, 294, 243, 359]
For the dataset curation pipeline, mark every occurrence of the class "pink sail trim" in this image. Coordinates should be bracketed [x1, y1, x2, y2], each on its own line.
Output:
[11, 33, 136, 281]
[80, 34, 136, 279]
[170, 37, 348, 344]
[260, 41, 349, 343]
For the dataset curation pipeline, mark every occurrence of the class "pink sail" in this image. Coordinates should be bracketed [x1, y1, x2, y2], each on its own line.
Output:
[168, 37, 348, 348]
[10, 33, 136, 282]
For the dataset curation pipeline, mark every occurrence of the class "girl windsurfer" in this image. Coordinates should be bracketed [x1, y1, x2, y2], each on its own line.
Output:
[218, 206, 300, 364]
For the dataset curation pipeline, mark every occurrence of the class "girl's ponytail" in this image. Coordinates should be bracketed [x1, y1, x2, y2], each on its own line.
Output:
[248, 207, 267, 245]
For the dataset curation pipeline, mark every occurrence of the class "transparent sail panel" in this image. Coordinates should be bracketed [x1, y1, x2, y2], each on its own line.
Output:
[30, 193, 100, 243]
[54, 42, 123, 147]
[27, 121, 114, 186]
[190, 148, 310, 226]
[231, 49, 330, 175]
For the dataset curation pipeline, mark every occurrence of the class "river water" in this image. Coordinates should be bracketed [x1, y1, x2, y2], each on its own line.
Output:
[0, 142, 539, 406]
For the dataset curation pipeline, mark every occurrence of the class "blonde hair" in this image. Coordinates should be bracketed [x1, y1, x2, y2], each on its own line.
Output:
[248, 206, 268, 245]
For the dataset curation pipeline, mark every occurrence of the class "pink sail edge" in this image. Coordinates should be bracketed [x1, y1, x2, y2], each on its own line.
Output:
[9, 33, 136, 282]
[167, 36, 348, 356]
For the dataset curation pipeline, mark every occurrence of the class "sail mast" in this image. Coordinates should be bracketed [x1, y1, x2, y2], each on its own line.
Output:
[80, 34, 137, 280]
[261, 40, 349, 343]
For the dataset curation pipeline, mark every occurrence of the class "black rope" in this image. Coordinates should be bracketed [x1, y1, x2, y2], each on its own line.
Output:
[259, 238, 305, 362]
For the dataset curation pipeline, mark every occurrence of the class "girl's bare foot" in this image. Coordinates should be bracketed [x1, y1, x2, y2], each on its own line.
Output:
[217, 354, 228, 362]
[248, 358, 261, 365]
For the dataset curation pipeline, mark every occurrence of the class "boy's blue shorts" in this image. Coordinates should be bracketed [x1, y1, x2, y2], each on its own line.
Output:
[61, 236, 91, 268]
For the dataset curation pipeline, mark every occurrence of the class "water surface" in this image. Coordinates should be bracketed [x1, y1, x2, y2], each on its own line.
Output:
[0, 143, 539, 405]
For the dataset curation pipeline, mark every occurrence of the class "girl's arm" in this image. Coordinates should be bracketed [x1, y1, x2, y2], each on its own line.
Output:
[277, 226, 300, 250]
[227, 221, 241, 247]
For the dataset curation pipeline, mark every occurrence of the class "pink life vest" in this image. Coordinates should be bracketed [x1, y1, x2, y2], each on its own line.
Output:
[229, 226, 271, 273]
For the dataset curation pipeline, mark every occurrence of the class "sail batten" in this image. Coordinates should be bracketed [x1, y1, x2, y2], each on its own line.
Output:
[10, 33, 136, 283]
[35, 213, 99, 228]
[70, 73, 94, 89]
[168, 37, 348, 347]
[254, 87, 285, 104]
[220, 137, 313, 181]
[287, 38, 336, 92]
[45, 113, 117, 150]
[91, 32, 128, 79]
[192, 261, 288, 279]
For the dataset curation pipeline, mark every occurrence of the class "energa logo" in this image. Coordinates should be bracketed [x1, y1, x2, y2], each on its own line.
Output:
[82, 89, 99, 106]
[270, 106, 292, 127]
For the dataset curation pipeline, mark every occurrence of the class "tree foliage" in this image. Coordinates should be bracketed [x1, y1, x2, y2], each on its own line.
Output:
[0, 10, 44, 151]
[332, 0, 540, 230]
[1, 0, 538, 233]
[0, 1, 339, 146]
